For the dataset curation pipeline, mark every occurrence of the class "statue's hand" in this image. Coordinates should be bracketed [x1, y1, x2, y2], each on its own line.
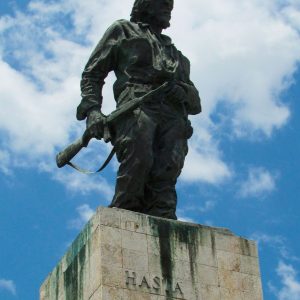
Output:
[165, 83, 187, 105]
[86, 109, 106, 140]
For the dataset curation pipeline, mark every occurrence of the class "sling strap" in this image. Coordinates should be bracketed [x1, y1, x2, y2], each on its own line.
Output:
[66, 147, 116, 174]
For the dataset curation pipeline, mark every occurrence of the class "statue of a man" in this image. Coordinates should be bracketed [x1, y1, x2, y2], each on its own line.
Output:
[76, 0, 201, 220]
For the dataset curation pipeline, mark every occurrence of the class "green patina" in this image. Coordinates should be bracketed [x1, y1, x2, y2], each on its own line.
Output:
[53, 264, 61, 300]
[63, 220, 92, 300]
[149, 217, 204, 299]
[55, 265, 60, 299]
[138, 213, 149, 231]
[65, 221, 92, 266]
[240, 238, 252, 256]
[43, 217, 96, 300]
[210, 230, 216, 258]
[156, 219, 174, 300]
[64, 244, 87, 300]
[64, 250, 78, 300]
[79, 245, 86, 299]
[46, 265, 61, 300]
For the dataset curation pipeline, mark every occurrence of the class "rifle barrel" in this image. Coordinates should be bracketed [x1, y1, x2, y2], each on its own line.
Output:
[56, 137, 85, 168]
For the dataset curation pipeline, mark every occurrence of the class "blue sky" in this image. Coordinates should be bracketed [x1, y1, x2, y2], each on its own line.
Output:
[0, 0, 300, 299]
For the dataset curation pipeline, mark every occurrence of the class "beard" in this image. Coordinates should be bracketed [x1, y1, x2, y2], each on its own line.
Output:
[149, 14, 171, 30]
[157, 18, 171, 29]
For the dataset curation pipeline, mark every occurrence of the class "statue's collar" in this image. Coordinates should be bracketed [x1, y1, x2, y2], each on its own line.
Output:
[137, 22, 173, 46]
[137, 22, 150, 29]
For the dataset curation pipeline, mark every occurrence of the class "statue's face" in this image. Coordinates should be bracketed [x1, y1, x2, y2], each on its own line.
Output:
[149, 0, 174, 29]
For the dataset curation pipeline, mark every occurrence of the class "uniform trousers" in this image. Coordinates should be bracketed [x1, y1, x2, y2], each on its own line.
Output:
[109, 99, 190, 220]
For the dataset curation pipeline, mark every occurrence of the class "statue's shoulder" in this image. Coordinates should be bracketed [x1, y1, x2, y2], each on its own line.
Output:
[101, 19, 137, 40]
[160, 33, 173, 46]
[100, 20, 143, 44]
[178, 51, 190, 64]
[110, 19, 139, 31]
[160, 33, 191, 66]
[174, 48, 191, 74]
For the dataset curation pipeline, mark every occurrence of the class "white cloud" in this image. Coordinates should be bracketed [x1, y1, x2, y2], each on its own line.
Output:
[177, 200, 215, 224]
[178, 216, 196, 223]
[181, 129, 232, 184]
[0, 150, 12, 175]
[282, 5, 300, 30]
[269, 261, 300, 300]
[238, 167, 277, 198]
[54, 171, 114, 200]
[179, 200, 216, 214]
[0, 60, 80, 156]
[0, 279, 16, 296]
[37, 139, 115, 200]
[253, 233, 286, 256]
[198, 200, 216, 213]
[203, 220, 215, 226]
[171, 0, 299, 136]
[0, 0, 299, 186]
[252, 232, 300, 299]
[252, 233, 300, 262]
[68, 204, 95, 229]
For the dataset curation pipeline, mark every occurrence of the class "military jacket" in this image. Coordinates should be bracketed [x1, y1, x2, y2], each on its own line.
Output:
[77, 19, 201, 120]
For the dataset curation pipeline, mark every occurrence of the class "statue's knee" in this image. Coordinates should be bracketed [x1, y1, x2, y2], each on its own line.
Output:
[153, 144, 187, 180]
[136, 151, 154, 173]
[116, 137, 154, 170]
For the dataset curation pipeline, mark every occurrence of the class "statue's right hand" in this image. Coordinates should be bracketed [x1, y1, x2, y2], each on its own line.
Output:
[86, 109, 106, 140]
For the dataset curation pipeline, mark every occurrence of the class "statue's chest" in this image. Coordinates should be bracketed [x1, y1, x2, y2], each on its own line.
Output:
[118, 29, 179, 74]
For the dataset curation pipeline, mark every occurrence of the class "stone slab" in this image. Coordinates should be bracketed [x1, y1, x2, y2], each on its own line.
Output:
[40, 207, 263, 299]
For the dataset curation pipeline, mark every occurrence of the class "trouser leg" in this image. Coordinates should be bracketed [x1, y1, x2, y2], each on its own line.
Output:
[143, 117, 189, 219]
[109, 109, 156, 212]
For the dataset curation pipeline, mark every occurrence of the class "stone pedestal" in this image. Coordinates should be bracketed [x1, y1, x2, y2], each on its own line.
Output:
[40, 207, 263, 299]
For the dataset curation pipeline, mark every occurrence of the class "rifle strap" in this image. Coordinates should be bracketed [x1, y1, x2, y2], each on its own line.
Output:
[67, 147, 116, 174]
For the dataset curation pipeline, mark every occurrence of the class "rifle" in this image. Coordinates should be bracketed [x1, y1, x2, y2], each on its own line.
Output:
[56, 82, 169, 169]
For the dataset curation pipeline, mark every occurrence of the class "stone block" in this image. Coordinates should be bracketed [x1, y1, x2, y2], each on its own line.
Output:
[200, 285, 221, 300]
[122, 230, 148, 252]
[40, 207, 263, 299]
[101, 265, 123, 287]
[122, 248, 149, 272]
[148, 253, 163, 274]
[100, 285, 124, 299]
[218, 269, 244, 290]
[100, 225, 122, 248]
[196, 245, 217, 267]
[120, 209, 149, 234]
[220, 287, 243, 300]
[240, 254, 261, 276]
[215, 232, 258, 257]
[100, 243, 123, 268]
[243, 289, 263, 300]
[123, 289, 152, 300]
[98, 207, 121, 228]
[217, 250, 242, 272]
[195, 265, 219, 286]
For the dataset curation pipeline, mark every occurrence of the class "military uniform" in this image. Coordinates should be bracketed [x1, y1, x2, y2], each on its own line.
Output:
[77, 20, 201, 219]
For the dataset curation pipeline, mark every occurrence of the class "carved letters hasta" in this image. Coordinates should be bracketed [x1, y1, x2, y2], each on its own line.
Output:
[125, 270, 184, 296]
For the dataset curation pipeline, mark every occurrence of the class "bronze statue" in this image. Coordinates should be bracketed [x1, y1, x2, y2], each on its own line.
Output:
[58, 0, 201, 220]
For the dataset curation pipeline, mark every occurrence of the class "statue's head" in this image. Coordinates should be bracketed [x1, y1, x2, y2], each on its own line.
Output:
[131, 0, 174, 29]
